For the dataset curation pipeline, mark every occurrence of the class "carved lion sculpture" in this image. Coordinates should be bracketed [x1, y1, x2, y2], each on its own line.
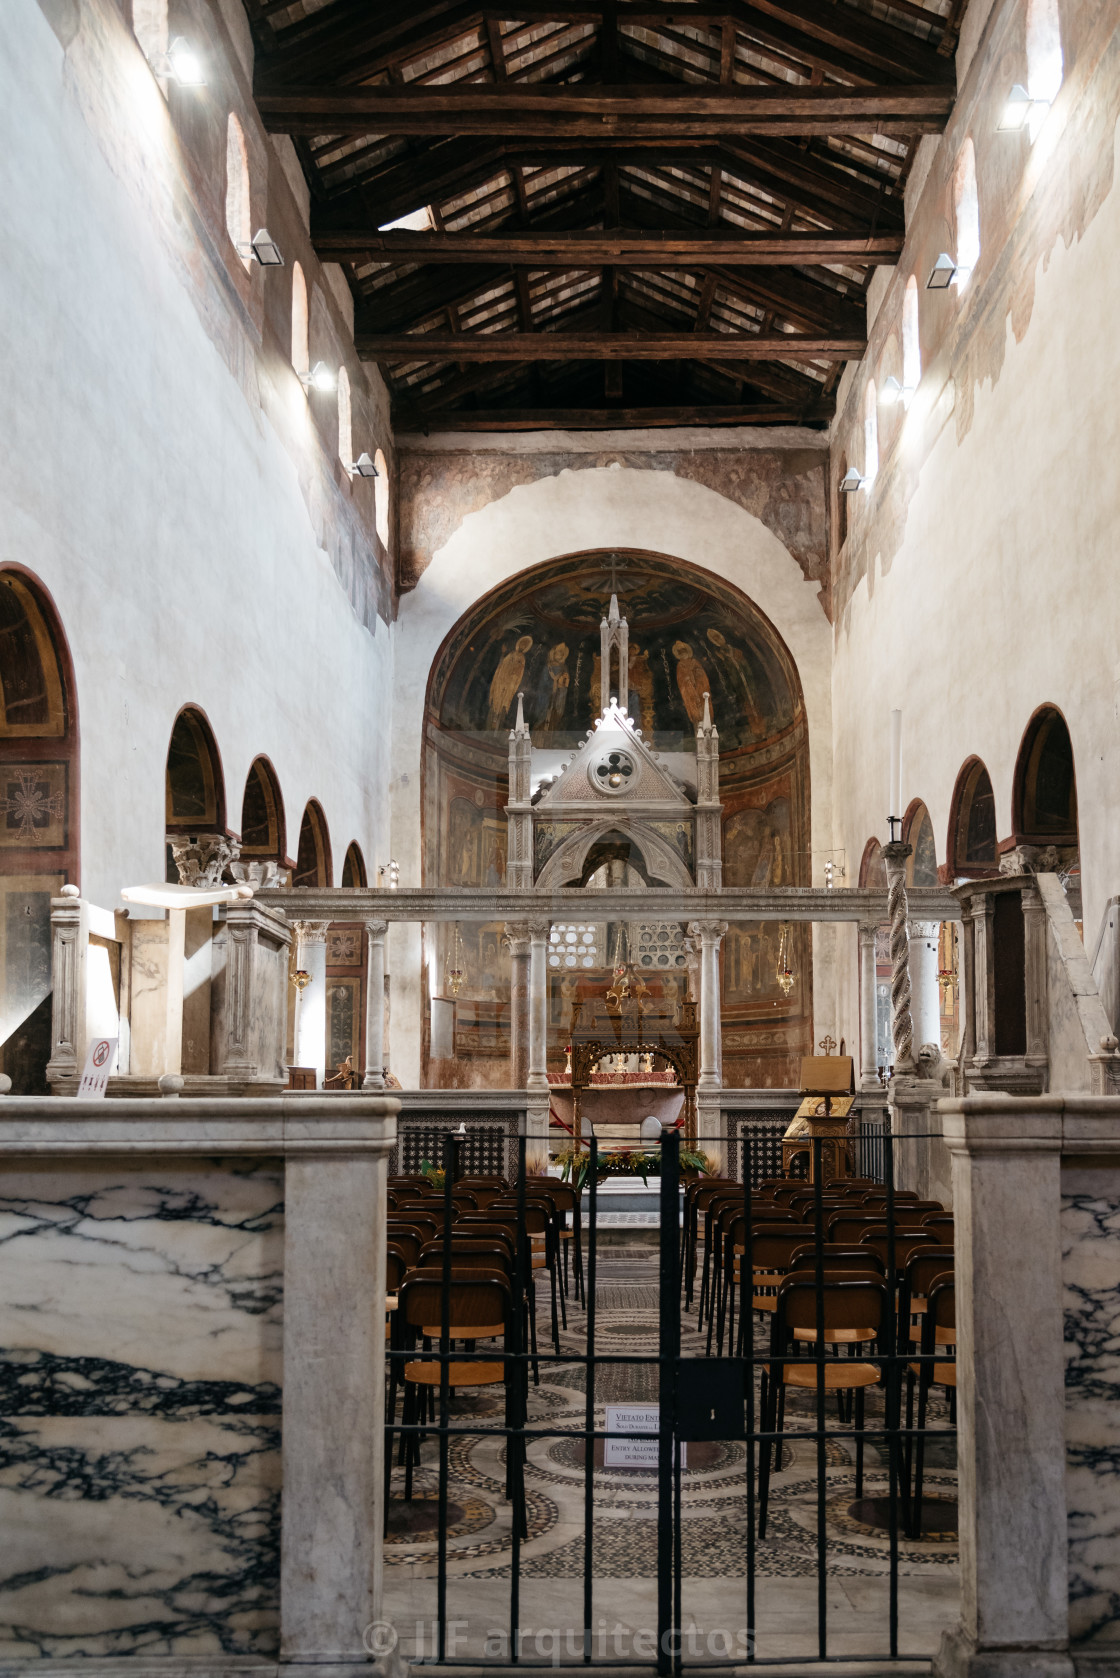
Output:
[915, 1042, 951, 1086]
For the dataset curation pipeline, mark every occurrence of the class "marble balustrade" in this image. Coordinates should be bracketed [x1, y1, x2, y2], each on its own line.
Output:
[0, 1093, 397, 1678]
[935, 1096, 1120, 1678]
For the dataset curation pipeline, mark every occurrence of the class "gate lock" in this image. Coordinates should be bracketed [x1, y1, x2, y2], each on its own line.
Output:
[674, 1358, 746, 1441]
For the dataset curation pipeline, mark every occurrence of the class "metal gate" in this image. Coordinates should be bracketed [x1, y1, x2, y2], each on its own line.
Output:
[384, 1127, 955, 1671]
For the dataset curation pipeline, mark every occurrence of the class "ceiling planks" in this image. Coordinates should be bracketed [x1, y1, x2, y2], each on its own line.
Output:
[244, 0, 966, 431]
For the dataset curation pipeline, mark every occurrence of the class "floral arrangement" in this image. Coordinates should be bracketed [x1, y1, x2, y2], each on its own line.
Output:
[552, 1144, 714, 1192]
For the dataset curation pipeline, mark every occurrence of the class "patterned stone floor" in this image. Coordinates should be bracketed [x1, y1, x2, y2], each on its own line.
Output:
[384, 1247, 958, 1667]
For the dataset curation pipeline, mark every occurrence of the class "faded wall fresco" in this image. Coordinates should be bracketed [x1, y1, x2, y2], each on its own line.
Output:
[399, 446, 830, 616]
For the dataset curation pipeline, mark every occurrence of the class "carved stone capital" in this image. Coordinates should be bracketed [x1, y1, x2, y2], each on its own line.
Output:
[908, 919, 941, 940]
[688, 918, 728, 944]
[362, 918, 389, 941]
[291, 919, 330, 949]
[230, 858, 286, 891]
[527, 917, 552, 942]
[169, 833, 241, 888]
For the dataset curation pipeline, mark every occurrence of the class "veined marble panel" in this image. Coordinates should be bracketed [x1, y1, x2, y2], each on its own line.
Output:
[1063, 1188, 1120, 1649]
[0, 1161, 282, 1659]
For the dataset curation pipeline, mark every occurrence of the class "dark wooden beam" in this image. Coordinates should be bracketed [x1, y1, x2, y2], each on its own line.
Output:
[355, 329, 863, 360]
[314, 226, 904, 265]
[392, 400, 830, 430]
[256, 81, 955, 139]
[255, 3, 953, 92]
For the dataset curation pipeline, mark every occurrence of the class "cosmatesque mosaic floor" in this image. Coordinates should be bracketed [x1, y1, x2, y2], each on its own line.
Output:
[384, 1248, 959, 1668]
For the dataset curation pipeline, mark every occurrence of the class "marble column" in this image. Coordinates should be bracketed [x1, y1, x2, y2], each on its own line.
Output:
[526, 917, 551, 1167]
[908, 918, 942, 1054]
[362, 919, 388, 1090]
[280, 1101, 397, 1674]
[858, 920, 880, 1092]
[882, 841, 915, 1074]
[45, 886, 85, 1083]
[934, 1099, 1073, 1678]
[691, 919, 726, 1152]
[505, 923, 531, 1090]
[293, 921, 329, 1088]
[1023, 884, 1049, 1079]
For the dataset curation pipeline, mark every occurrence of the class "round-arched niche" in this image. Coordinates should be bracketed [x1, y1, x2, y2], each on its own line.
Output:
[421, 548, 814, 1090]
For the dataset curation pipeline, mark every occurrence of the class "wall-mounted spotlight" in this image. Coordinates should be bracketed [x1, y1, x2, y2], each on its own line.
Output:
[926, 252, 957, 290]
[998, 84, 1041, 132]
[300, 361, 337, 394]
[166, 37, 206, 86]
[349, 451, 380, 479]
[239, 229, 284, 267]
[838, 467, 865, 494]
[880, 375, 903, 405]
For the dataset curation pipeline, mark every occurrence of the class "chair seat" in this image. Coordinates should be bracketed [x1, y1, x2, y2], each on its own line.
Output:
[792, 1326, 876, 1344]
[909, 1326, 956, 1346]
[909, 1360, 957, 1386]
[386, 1296, 398, 1311]
[780, 1361, 881, 1390]
[405, 1359, 506, 1386]
[753, 1295, 779, 1312]
[421, 1323, 505, 1339]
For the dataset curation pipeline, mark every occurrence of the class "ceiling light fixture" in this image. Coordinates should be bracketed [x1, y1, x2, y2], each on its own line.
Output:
[838, 467, 864, 494]
[240, 228, 284, 267]
[349, 451, 379, 479]
[300, 361, 337, 394]
[927, 252, 957, 290]
[998, 84, 1035, 131]
[166, 37, 206, 86]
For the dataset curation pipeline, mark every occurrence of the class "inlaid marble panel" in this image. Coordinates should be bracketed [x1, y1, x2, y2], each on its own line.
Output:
[0, 1161, 283, 1659]
[1062, 1187, 1120, 1649]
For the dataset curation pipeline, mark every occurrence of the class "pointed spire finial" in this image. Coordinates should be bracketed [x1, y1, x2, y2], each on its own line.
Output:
[514, 691, 526, 734]
[701, 691, 711, 730]
[608, 592, 620, 625]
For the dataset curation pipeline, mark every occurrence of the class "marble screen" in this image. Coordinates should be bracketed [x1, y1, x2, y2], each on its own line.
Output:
[0, 1160, 283, 1660]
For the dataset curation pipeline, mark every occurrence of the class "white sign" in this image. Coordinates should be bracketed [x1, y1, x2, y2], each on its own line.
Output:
[604, 1404, 686, 1469]
[77, 1037, 117, 1099]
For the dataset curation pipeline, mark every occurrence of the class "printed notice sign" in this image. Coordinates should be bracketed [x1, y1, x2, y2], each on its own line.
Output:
[77, 1037, 117, 1099]
[603, 1404, 686, 1469]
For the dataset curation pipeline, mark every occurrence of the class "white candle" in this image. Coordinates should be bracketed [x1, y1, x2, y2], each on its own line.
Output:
[889, 709, 902, 821]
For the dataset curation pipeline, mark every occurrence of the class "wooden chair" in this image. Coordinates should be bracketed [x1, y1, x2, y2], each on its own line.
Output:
[388, 1212, 442, 1245]
[859, 1226, 937, 1279]
[898, 1247, 955, 1340]
[758, 1277, 890, 1538]
[489, 1196, 565, 1348]
[921, 1212, 955, 1240]
[827, 1212, 880, 1245]
[388, 1274, 523, 1520]
[541, 1180, 584, 1307]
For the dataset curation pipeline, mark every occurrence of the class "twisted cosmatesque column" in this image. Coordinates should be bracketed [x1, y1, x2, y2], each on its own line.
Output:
[882, 842, 915, 1074]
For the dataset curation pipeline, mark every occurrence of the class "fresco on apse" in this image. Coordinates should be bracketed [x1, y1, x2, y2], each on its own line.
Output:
[423, 552, 812, 1088]
[434, 553, 798, 755]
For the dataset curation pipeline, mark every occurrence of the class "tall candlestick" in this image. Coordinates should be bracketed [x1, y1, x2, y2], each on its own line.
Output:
[889, 708, 902, 821]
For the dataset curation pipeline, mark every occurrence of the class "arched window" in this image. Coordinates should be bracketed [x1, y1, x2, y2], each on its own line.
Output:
[294, 800, 332, 887]
[950, 758, 997, 876]
[903, 800, 938, 886]
[291, 262, 309, 376]
[863, 380, 878, 485]
[953, 139, 980, 285]
[225, 115, 251, 272]
[166, 708, 225, 836]
[337, 365, 352, 468]
[342, 842, 367, 887]
[374, 448, 389, 548]
[902, 275, 921, 399]
[1013, 706, 1078, 843]
[0, 569, 80, 1094]
[240, 757, 286, 859]
[1027, 0, 1063, 133]
[131, 0, 167, 66]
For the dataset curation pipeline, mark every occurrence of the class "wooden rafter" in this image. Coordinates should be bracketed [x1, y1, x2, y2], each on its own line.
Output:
[247, 0, 966, 427]
[255, 82, 955, 140]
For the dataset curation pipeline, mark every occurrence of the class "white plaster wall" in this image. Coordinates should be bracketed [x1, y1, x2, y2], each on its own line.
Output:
[1, 6, 392, 907]
[389, 464, 834, 1084]
[831, 116, 1120, 1058]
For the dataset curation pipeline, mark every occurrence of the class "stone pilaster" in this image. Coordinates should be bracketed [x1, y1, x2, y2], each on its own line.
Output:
[362, 919, 388, 1090]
